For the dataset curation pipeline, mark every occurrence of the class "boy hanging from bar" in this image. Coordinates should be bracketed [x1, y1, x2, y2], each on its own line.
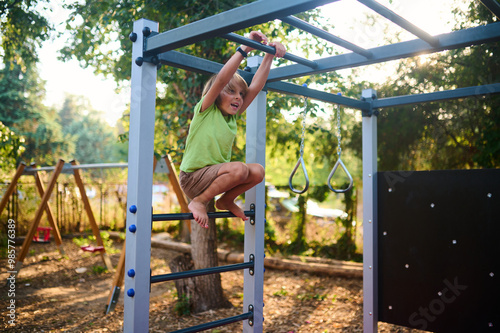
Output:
[179, 31, 286, 228]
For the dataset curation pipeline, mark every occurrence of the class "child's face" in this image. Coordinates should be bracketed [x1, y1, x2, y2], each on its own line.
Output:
[218, 84, 245, 116]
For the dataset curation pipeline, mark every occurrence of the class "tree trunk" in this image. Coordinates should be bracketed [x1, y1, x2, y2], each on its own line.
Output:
[173, 199, 231, 313]
[168, 253, 196, 314]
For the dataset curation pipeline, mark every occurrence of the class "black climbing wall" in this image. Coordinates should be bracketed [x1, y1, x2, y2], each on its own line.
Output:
[377, 169, 500, 333]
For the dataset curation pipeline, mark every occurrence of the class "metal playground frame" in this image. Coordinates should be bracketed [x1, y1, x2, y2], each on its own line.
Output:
[124, 1, 500, 332]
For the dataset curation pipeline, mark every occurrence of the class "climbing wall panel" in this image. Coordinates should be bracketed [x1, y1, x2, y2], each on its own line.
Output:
[377, 169, 500, 332]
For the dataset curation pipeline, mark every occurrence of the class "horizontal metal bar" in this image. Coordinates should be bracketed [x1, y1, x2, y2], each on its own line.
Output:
[23, 162, 128, 175]
[357, 0, 439, 46]
[266, 81, 370, 110]
[480, 0, 500, 19]
[152, 209, 255, 221]
[144, 0, 338, 56]
[159, 51, 254, 83]
[223, 33, 318, 68]
[170, 311, 253, 333]
[159, 51, 224, 76]
[372, 83, 500, 109]
[267, 22, 500, 82]
[151, 261, 254, 283]
[280, 16, 372, 58]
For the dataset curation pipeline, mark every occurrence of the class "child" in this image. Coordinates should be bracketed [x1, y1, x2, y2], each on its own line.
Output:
[179, 31, 286, 228]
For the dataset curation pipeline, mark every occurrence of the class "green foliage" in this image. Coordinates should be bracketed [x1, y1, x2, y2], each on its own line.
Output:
[0, 2, 65, 167]
[0, 121, 25, 177]
[272, 287, 289, 297]
[0, 0, 52, 71]
[0, 62, 72, 166]
[59, 0, 337, 166]
[91, 265, 107, 275]
[174, 293, 191, 316]
[349, 1, 500, 171]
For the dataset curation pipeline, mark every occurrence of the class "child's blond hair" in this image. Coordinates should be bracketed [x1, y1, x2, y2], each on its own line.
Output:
[202, 73, 249, 108]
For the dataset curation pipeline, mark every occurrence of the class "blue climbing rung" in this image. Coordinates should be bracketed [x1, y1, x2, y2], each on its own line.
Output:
[151, 260, 254, 284]
[169, 311, 254, 333]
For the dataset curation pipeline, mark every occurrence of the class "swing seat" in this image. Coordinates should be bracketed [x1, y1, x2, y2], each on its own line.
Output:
[33, 227, 52, 243]
[80, 245, 105, 253]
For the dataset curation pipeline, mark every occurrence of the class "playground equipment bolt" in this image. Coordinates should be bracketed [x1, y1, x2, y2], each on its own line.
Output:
[135, 57, 144, 66]
[128, 269, 136, 277]
[129, 205, 137, 213]
[142, 26, 151, 37]
[129, 32, 137, 42]
[127, 289, 135, 297]
[248, 304, 254, 326]
[129, 224, 137, 233]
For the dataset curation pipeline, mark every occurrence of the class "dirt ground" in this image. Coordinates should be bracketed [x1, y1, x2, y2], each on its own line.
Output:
[1, 238, 427, 332]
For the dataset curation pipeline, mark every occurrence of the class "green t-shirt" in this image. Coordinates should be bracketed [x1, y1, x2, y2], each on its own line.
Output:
[180, 98, 237, 173]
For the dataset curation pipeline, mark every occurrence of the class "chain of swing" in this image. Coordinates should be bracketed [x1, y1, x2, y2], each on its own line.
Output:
[289, 92, 353, 195]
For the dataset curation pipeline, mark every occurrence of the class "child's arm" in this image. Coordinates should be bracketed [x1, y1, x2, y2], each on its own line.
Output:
[201, 31, 270, 112]
[239, 41, 286, 114]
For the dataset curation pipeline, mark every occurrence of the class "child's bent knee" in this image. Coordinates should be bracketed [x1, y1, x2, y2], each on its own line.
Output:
[251, 164, 265, 182]
[232, 162, 249, 182]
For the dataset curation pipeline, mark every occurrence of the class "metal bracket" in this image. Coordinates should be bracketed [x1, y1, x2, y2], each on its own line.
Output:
[248, 254, 255, 276]
[249, 203, 255, 225]
[140, 30, 161, 68]
[248, 304, 254, 326]
[361, 89, 379, 117]
[105, 286, 121, 314]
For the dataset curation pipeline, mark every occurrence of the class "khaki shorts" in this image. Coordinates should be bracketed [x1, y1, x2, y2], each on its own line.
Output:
[179, 164, 223, 200]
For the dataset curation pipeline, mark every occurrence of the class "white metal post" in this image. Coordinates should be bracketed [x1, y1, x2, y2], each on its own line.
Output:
[362, 88, 378, 333]
[124, 18, 158, 333]
[243, 56, 266, 332]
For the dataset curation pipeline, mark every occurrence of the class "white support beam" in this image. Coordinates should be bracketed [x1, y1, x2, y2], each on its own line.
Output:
[123, 18, 158, 333]
[362, 88, 378, 333]
[243, 56, 267, 332]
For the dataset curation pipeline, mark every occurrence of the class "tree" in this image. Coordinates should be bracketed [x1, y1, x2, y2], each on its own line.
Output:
[0, 62, 71, 166]
[59, 94, 119, 165]
[0, 121, 25, 179]
[60, 0, 337, 313]
[348, 1, 499, 171]
[0, 0, 51, 71]
[0, 0, 71, 167]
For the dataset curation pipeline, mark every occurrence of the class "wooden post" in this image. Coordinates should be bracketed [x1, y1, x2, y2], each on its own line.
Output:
[70, 160, 113, 272]
[163, 155, 189, 214]
[15, 159, 65, 274]
[106, 241, 126, 314]
[106, 153, 191, 313]
[163, 154, 191, 240]
[32, 167, 65, 254]
[0, 162, 26, 215]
